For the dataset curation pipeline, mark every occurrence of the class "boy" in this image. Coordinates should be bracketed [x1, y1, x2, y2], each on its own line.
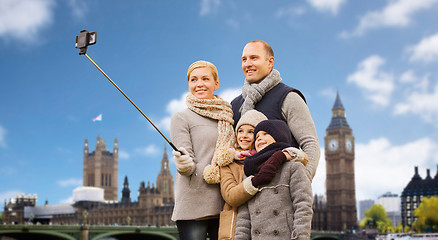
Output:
[235, 119, 313, 240]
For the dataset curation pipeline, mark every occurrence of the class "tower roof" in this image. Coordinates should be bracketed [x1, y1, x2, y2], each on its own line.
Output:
[401, 166, 437, 196]
[333, 92, 345, 110]
[327, 92, 351, 130]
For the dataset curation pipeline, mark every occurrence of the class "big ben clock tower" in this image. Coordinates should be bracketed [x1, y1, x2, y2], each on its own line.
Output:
[325, 92, 357, 231]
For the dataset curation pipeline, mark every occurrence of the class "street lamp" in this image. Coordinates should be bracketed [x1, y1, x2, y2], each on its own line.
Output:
[83, 210, 88, 225]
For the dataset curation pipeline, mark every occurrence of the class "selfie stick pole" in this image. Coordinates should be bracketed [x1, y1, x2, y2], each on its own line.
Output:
[83, 53, 180, 152]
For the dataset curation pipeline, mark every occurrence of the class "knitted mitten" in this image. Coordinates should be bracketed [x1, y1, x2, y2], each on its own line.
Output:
[251, 150, 286, 187]
[172, 148, 195, 175]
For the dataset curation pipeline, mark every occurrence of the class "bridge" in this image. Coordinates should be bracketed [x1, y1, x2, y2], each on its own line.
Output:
[0, 225, 178, 240]
[0, 225, 356, 240]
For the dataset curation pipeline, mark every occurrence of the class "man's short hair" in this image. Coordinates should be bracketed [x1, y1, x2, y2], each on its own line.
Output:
[247, 40, 274, 59]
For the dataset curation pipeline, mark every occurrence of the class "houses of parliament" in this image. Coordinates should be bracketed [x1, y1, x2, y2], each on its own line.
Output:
[3, 93, 358, 231]
[3, 137, 175, 226]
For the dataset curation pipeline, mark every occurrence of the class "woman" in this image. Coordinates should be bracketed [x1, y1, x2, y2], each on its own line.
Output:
[170, 60, 235, 240]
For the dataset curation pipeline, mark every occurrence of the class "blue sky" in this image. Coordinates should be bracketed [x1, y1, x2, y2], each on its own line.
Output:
[1, 0, 438, 208]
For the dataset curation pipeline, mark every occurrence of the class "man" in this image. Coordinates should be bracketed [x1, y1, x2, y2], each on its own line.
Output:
[231, 40, 320, 180]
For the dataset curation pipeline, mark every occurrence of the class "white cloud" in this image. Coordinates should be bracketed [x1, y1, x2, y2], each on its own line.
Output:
[307, 0, 345, 15]
[0, 190, 22, 204]
[313, 137, 438, 201]
[408, 32, 438, 63]
[118, 149, 130, 160]
[136, 144, 160, 156]
[200, 0, 221, 16]
[0, 125, 7, 148]
[347, 55, 394, 107]
[0, 166, 17, 176]
[226, 19, 239, 30]
[218, 88, 241, 103]
[58, 178, 82, 187]
[318, 88, 337, 99]
[166, 92, 188, 115]
[276, 6, 306, 26]
[394, 83, 438, 125]
[66, 0, 88, 19]
[59, 195, 74, 204]
[0, 0, 55, 43]
[340, 0, 438, 38]
[399, 70, 430, 91]
[312, 148, 326, 196]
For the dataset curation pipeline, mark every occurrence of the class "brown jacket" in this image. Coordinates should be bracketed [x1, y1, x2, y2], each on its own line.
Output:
[219, 159, 258, 240]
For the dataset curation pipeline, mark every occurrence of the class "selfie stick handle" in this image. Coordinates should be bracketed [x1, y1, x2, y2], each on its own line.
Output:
[84, 53, 180, 153]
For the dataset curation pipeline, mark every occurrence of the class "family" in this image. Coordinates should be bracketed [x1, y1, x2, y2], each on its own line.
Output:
[169, 40, 320, 240]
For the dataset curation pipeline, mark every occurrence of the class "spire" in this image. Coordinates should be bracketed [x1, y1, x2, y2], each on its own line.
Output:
[84, 138, 89, 154]
[121, 175, 131, 204]
[327, 91, 350, 130]
[402, 166, 423, 196]
[113, 138, 118, 155]
[434, 165, 438, 180]
[159, 143, 171, 176]
[333, 91, 345, 110]
[426, 169, 432, 180]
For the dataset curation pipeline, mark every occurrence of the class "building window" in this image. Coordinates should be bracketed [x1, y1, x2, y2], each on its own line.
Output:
[163, 180, 168, 194]
[413, 196, 417, 202]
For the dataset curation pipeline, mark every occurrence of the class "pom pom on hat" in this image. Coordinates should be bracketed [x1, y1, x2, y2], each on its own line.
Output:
[235, 110, 268, 134]
[254, 119, 292, 145]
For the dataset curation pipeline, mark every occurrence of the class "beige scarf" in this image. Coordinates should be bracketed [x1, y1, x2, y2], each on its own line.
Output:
[186, 93, 235, 184]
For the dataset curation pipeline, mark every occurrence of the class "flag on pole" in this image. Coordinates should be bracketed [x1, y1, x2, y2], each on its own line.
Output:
[92, 114, 102, 122]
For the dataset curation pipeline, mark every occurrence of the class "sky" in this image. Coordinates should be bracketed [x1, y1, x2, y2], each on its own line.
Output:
[1, 0, 438, 211]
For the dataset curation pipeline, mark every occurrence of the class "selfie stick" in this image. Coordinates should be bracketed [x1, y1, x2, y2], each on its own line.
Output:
[75, 30, 180, 152]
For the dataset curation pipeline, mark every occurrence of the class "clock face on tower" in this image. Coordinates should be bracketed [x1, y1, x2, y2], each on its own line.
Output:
[328, 139, 339, 152]
[346, 139, 353, 152]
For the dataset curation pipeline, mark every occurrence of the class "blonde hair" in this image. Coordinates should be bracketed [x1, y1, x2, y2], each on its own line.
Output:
[187, 60, 219, 83]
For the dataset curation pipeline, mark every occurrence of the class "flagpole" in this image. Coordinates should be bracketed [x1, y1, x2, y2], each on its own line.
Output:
[84, 53, 179, 152]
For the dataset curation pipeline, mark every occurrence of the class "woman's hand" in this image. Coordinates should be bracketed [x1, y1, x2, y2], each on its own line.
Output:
[172, 147, 195, 175]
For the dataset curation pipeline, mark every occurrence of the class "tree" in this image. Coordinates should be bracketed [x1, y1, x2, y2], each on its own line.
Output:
[359, 204, 393, 234]
[413, 196, 438, 233]
[394, 224, 403, 233]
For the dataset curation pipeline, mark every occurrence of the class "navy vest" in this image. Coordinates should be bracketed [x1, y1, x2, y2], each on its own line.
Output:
[231, 83, 306, 148]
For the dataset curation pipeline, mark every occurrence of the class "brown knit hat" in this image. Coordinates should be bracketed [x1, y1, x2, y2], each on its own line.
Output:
[187, 60, 219, 83]
[235, 110, 268, 135]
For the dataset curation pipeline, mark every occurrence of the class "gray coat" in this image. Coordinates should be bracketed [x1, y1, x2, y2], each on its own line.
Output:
[235, 161, 313, 240]
[170, 108, 223, 221]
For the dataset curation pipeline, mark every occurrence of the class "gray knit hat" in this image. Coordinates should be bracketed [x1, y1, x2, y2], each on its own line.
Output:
[235, 110, 268, 134]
